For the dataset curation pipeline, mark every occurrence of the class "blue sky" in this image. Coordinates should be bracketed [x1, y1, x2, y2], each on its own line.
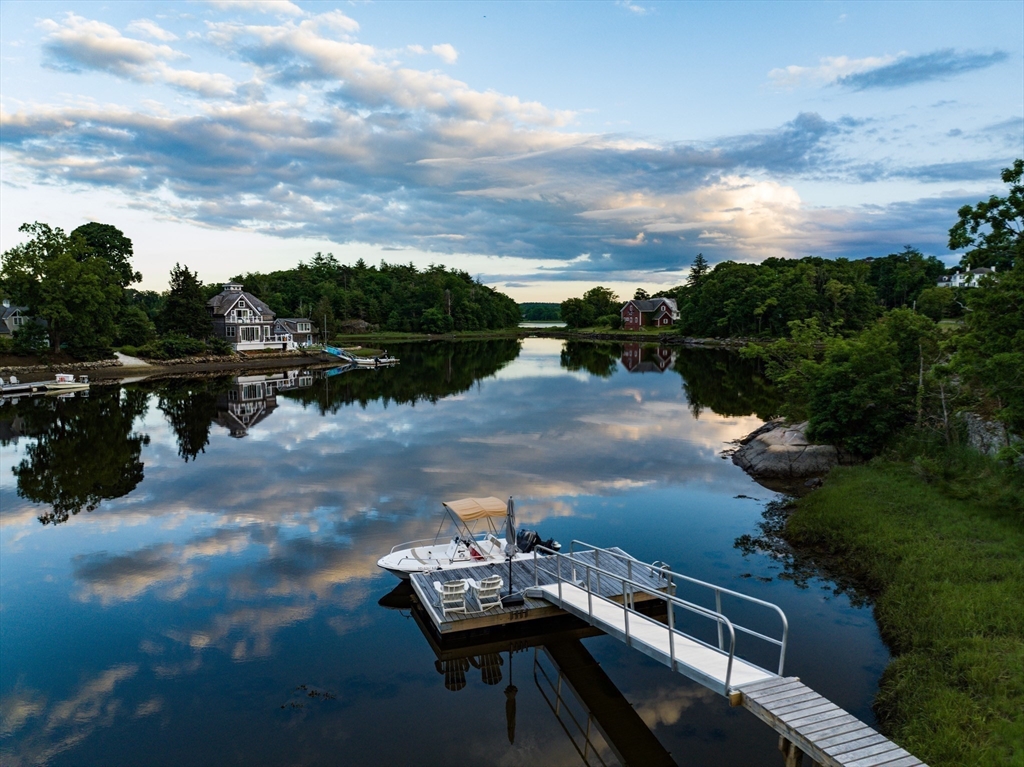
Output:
[1, 1, 1021, 301]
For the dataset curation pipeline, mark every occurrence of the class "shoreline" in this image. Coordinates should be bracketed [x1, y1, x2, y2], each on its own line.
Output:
[0, 331, 750, 382]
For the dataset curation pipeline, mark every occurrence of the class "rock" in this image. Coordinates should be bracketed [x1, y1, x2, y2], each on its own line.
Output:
[732, 420, 848, 480]
[337, 319, 376, 334]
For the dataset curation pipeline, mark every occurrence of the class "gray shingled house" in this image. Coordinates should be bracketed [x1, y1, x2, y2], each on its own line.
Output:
[207, 283, 291, 351]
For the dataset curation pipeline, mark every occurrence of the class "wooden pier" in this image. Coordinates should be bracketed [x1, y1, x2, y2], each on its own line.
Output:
[738, 677, 925, 767]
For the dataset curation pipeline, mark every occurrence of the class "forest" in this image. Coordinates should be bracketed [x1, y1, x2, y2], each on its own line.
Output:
[226, 253, 520, 335]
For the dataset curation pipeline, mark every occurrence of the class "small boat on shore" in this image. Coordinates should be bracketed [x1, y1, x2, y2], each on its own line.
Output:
[377, 496, 559, 579]
[0, 373, 90, 398]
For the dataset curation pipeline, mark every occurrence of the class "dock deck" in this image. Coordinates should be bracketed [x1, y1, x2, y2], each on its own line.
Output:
[738, 677, 925, 767]
[409, 547, 668, 634]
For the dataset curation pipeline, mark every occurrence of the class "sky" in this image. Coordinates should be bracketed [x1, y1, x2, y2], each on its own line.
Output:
[1, 1, 1022, 301]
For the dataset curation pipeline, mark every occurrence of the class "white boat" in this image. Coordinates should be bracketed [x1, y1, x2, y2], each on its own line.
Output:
[377, 496, 559, 579]
[0, 373, 90, 397]
[45, 373, 90, 393]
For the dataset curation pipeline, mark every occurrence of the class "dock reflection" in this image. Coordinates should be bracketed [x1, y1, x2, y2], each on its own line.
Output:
[378, 582, 676, 767]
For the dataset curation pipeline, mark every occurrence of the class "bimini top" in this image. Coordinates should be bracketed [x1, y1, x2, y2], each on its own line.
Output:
[443, 497, 507, 521]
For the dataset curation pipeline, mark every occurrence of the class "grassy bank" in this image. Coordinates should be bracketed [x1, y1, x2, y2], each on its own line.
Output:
[785, 456, 1023, 766]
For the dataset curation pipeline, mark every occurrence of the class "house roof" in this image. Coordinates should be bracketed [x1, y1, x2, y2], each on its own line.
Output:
[1, 305, 27, 321]
[623, 297, 678, 313]
[207, 287, 274, 318]
[275, 318, 315, 330]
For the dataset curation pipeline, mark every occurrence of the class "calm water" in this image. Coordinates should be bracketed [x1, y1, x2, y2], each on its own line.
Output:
[0, 339, 888, 766]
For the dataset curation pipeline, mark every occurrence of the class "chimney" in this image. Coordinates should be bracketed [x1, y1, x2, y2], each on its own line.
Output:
[2, 298, 9, 308]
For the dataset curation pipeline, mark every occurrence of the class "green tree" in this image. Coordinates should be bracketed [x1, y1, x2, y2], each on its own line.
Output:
[633, 288, 650, 300]
[12, 321, 48, 355]
[949, 158, 1023, 271]
[687, 253, 709, 287]
[582, 286, 620, 318]
[70, 222, 140, 288]
[560, 297, 596, 328]
[0, 222, 122, 357]
[949, 260, 1024, 437]
[116, 305, 157, 346]
[157, 263, 213, 339]
[916, 287, 955, 321]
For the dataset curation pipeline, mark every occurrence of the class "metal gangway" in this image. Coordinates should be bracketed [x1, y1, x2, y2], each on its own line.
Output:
[526, 542, 928, 767]
[321, 344, 359, 362]
[526, 541, 787, 698]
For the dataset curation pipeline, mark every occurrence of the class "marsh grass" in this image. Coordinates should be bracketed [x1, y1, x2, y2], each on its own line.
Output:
[787, 451, 1023, 766]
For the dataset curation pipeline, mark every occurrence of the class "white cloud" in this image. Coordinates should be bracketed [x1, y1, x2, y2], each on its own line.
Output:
[768, 54, 899, 89]
[431, 43, 458, 64]
[205, 0, 306, 17]
[125, 19, 178, 42]
[616, 0, 651, 15]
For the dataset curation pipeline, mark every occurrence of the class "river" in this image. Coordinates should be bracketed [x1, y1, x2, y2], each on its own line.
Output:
[0, 338, 888, 766]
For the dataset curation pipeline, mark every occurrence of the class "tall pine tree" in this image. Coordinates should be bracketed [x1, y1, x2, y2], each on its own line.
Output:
[158, 264, 213, 339]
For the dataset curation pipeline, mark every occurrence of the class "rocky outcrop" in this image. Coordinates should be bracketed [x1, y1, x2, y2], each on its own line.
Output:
[732, 420, 849, 480]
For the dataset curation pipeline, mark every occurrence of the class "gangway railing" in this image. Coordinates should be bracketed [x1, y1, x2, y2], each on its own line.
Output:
[528, 541, 788, 695]
[568, 540, 789, 676]
[533, 648, 613, 767]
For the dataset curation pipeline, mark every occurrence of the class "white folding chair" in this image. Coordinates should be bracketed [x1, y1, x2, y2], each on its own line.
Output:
[468, 575, 504, 612]
[433, 579, 469, 616]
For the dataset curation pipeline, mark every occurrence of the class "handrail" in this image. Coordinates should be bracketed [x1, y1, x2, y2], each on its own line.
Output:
[567, 539, 789, 675]
[532, 545, 741, 691]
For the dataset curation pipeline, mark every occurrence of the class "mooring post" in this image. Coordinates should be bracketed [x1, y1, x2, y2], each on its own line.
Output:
[778, 736, 804, 767]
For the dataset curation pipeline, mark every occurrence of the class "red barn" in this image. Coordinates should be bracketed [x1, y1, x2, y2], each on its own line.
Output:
[620, 297, 679, 330]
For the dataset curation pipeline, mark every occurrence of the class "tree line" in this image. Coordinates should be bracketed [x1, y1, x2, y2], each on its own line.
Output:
[229, 252, 520, 336]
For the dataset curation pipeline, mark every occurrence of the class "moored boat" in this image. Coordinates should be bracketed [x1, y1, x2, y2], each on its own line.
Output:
[0, 373, 90, 398]
[377, 496, 559, 579]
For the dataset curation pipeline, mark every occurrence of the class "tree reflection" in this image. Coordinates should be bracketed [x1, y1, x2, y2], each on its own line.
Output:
[157, 379, 227, 461]
[559, 340, 621, 378]
[3, 388, 150, 525]
[673, 349, 782, 420]
[280, 339, 522, 414]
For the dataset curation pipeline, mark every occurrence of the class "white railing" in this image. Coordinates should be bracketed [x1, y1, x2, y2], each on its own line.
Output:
[530, 541, 789, 692]
[568, 540, 790, 676]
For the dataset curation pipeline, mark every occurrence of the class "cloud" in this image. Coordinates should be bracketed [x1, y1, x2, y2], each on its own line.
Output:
[768, 54, 898, 89]
[616, 0, 651, 14]
[205, 0, 306, 16]
[431, 43, 458, 64]
[4, 9, 1011, 281]
[836, 49, 1008, 90]
[771, 49, 1008, 91]
[39, 12, 243, 98]
[125, 19, 178, 42]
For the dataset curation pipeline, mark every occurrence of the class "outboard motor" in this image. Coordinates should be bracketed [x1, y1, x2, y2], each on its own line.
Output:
[515, 529, 541, 553]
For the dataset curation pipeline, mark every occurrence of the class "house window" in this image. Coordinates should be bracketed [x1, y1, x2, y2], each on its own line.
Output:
[241, 383, 263, 400]
[240, 326, 260, 341]
[227, 325, 236, 337]
[12, 316, 23, 326]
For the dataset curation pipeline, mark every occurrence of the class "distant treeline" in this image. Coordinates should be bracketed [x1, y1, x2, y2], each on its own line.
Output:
[668, 248, 947, 338]
[229, 253, 520, 335]
[519, 302, 561, 321]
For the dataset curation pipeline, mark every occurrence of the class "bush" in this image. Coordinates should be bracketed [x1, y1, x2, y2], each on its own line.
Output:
[420, 307, 455, 334]
[0, 335, 13, 354]
[208, 337, 233, 356]
[136, 335, 207, 360]
[116, 305, 157, 346]
[595, 314, 621, 328]
[12, 322, 48, 355]
[118, 345, 138, 356]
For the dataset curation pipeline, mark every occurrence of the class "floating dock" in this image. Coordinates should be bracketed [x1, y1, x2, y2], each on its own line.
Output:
[409, 546, 668, 634]
[407, 540, 926, 767]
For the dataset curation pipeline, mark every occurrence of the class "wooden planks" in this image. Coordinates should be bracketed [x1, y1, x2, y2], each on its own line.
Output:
[738, 677, 927, 767]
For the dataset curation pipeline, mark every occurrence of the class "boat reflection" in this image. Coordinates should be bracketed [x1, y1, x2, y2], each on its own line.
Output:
[378, 582, 676, 767]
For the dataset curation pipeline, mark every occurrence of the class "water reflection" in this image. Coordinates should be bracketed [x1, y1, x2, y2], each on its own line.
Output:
[379, 580, 675, 766]
[1, 339, 886, 766]
[1, 388, 149, 525]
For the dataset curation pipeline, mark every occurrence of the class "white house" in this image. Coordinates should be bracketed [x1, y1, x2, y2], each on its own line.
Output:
[937, 266, 996, 288]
